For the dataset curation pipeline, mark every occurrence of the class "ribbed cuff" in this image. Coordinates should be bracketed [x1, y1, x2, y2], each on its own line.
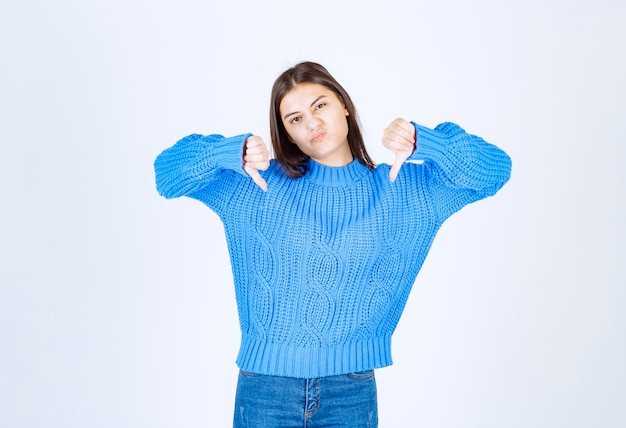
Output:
[409, 122, 449, 163]
[204, 132, 252, 176]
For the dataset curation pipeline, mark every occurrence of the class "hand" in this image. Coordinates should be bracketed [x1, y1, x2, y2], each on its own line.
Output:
[382, 118, 416, 182]
[243, 135, 270, 191]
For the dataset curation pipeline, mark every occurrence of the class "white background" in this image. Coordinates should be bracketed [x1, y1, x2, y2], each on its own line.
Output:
[1, 0, 624, 427]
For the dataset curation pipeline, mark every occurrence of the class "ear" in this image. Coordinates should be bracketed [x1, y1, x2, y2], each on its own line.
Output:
[339, 100, 349, 116]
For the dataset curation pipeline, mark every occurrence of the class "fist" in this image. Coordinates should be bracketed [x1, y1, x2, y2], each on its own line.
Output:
[243, 135, 270, 191]
[382, 118, 416, 182]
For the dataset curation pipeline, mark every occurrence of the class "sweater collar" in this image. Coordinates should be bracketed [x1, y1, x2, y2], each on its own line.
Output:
[304, 158, 369, 187]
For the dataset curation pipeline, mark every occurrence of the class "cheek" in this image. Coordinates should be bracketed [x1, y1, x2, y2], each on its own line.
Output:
[286, 126, 307, 145]
[338, 115, 350, 134]
[285, 128, 297, 144]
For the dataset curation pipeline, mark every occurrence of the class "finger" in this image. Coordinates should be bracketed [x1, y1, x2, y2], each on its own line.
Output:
[383, 135, 414, 151]
[245, 159, 270, 171]
[391, 121, 415, 143]
[246, 135, 266, 151]
[397, 118, 415, 133]
[389, 154, 404, 182]
[388, 118, 415, 141]
[246, 135, 262, 145]
[244, 165, 268, 191]
[244, 152, 269, 164]
[245, 143, 267, 155]
[383, 127, 415, 151]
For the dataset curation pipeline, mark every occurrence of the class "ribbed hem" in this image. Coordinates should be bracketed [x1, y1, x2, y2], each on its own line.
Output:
[236, 335, 393, 378]
[409, 122, 449, 163]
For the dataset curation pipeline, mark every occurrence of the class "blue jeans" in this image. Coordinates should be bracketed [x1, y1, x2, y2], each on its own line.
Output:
[233, 370, 378, 427]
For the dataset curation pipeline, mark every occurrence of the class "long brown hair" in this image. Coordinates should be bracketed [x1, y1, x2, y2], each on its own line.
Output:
[269, 62, 375, 178]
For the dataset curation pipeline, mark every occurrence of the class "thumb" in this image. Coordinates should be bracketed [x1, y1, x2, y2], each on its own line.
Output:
[389, 153, 405, 182]
[244, 165, 268, 192]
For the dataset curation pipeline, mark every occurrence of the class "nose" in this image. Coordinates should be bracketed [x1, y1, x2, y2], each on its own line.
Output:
[307, 115, 321, 130]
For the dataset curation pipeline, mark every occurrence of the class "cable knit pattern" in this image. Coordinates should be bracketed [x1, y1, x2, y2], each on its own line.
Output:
[154, 122, 512, 378]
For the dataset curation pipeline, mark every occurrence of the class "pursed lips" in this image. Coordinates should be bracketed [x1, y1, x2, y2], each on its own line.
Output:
[310, 131, 327, 143]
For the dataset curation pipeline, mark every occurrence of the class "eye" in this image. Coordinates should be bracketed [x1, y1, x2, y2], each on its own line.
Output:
[290, 116, 301, 124]
[316, 102, 326, 110]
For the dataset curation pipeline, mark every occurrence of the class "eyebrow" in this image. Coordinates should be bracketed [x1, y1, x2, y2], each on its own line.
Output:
[283, 95, 327, 120]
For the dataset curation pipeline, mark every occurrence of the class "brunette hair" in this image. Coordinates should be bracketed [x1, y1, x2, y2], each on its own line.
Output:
[269, 62, 375, 178]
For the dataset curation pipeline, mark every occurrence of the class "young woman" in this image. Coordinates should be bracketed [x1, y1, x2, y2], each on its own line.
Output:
[154, 61, 511, 427]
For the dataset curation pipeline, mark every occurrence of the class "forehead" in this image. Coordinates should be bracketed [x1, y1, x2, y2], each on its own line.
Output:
[279, 83, 337, 110]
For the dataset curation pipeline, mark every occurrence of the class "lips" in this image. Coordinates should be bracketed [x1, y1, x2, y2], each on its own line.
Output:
[310, 131, 327, 143]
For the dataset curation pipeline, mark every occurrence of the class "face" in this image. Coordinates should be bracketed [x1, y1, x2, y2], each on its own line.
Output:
[279, 83, 353, 167]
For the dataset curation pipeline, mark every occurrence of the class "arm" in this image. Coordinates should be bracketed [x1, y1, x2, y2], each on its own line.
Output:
[155, 131, 269, 200]
[154, 133, 251, 199]
[409, 121, 511, 196]
[383, 119, 512, 219]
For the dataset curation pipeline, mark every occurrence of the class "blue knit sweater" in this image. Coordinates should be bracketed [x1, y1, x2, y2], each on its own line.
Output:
[154, 122, 511, 378]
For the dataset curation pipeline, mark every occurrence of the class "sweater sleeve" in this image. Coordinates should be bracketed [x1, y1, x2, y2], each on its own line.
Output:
[408, 121, 512, 220]
[154, 132, 252, 200]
